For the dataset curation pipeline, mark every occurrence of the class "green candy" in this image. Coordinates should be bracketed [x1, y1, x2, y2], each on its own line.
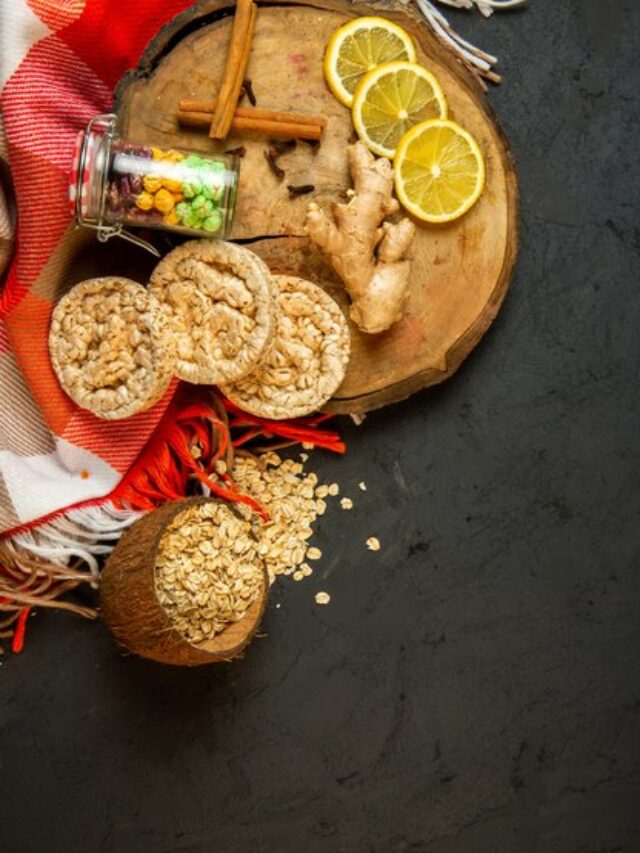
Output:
[207, 183, 224, 204]
[196, 177, 223, 202]
[204, 159, 226, 172]
[189, 196, 214, 219]
[183, 211, 203, 230]
[175, 201, 190, 222]
[182, 182, 200, 199]
[184, 155, 205, 167]
[202, 211, 223, 233]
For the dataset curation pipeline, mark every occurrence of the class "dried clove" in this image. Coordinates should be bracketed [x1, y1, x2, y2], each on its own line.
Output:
[300, 137, 321, 153]
[264, 148, 286, 180]
[287, 184, 315, 198]
[269, 139, 297, 156]
[241, 78, 257, 106]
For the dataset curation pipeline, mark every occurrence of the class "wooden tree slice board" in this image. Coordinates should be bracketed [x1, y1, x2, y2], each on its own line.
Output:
[116, 0, 518, 414]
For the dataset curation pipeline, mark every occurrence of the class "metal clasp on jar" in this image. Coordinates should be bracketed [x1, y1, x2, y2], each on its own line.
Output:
[94, 222, 161, 257]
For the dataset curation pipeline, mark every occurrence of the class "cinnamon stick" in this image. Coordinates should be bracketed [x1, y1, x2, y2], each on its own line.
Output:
[179, 110, 323, 141]
[181, 99, 327, 130]
[210, 0, 257, 141]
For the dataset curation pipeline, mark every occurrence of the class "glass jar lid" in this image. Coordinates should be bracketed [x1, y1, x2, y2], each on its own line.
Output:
[69, 113, 115, 226]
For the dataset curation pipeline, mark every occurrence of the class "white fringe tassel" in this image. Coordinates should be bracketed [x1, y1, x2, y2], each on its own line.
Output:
[433, 0, 526, 17]
[369, 0, 527, 88]
[11, 503, 144, 584]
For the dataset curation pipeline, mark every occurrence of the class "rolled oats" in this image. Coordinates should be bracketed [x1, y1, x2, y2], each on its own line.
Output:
[155, 501, 264, 644]
[231, 454, 337, 584]
[49, 277, 174, 420]
[221, 275, 350, 419]
[366, 536, 381, 552]
[149, 240, 275, 385]
[315, 591, 331, 605]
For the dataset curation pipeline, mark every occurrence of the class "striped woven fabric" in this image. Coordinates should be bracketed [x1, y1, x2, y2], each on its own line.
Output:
[0, 0, 195, 536]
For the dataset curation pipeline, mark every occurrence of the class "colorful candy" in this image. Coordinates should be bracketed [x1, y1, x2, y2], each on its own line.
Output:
[104, 144, 236, 237]
[153, 188, 176, 214]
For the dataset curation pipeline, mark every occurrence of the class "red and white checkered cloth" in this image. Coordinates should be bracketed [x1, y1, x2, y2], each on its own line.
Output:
[0, 0, 195, 537]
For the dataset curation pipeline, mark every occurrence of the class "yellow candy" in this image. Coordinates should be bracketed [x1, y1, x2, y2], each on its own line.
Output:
[135, 191, 154, 211]
[163, 211, 180, 226]
[143, 174, 163, 194]
[151, 147, 183, 162]
[162, 177, 184, 193]
[172, 192, 185, 203]
[153, 188, 175, 214]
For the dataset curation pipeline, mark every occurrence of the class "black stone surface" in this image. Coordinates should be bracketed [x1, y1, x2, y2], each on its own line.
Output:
[1, 2, 639, 850]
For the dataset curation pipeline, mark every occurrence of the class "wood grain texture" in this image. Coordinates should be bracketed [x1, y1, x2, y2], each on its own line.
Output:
[116, 0, 518, 413]
[100, 497, 269, 666]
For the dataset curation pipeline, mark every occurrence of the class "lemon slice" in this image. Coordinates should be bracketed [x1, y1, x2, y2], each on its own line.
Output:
[394, 119, 485, 223]
[324, 17, 417, 108]
[352, 61, 447, 158]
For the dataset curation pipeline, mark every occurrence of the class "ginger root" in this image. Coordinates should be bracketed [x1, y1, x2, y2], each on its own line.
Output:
[305, 141, 415, 334]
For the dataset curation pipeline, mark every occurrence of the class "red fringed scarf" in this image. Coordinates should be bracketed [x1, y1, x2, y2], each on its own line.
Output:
[112, 388, 345, 520]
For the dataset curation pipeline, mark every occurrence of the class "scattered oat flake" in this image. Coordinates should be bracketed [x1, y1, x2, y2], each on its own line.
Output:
[231, 454, 326, 584]
[306, 546, 322, 560]
[340, 497, 353, 510]
[315, 591, 331, 605]
[301, 563, 313, 577]
[263, 452, 282, 467]
[328, 483, 340, 497]
[300, 453, 309, 462]
[366, 536, 381, 551]
[293, 570, 304, 581]
[359, 481, 367, 491]
[302, 441, 314, 450]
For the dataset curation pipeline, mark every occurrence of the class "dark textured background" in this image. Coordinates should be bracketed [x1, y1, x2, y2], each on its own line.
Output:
[1, 1, 639, 850]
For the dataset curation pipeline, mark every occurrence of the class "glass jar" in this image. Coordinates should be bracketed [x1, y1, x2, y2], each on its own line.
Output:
[69, 114, 239, 251]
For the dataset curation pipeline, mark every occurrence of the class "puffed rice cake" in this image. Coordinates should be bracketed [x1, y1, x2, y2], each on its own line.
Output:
[148, 239, 276, 385]
[49, 276, 175, 420]
[221, 274, 350, 419]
